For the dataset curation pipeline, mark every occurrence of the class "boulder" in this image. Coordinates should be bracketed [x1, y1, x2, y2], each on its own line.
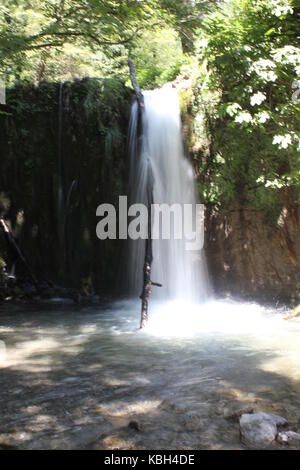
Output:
[277, 431, 300, 447]
[284, 304, 300, 320]
[239, 412, 287, 448]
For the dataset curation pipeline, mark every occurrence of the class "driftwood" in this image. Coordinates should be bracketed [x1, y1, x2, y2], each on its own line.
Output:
[139, 165, 162, 328]
[140, 178, 153, 328]
[127, 59, 161, 328]
[139, 174, 163, 328]
[0, 218, 38, 285]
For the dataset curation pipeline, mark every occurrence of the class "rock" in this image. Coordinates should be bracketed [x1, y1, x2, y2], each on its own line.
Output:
[22, 283, 37, 296]
[12, 286, 23, 296]
[39, 297, 75, 305]
[239, 412, 287, 448]
[128, 421, 140, 432]
[91, 295, 100, 304]
[183, 412, 201, 431]
[284, 304, 300, 320]
[226, 406, 254, 422]
[277, 431, 300, 447]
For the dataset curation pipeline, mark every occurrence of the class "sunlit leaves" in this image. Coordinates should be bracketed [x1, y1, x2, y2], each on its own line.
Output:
[193, 0, 300, 215]
[0, 0, 167, 82]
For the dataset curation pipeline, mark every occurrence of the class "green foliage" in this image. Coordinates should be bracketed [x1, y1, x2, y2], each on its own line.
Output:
[0, 0, 212, 87]
[128, 27, 184, 89]
[192, 0, 300, 220]
[0, 78, 132, 289]
[0, 0, 162, 84]
[1, 0, 299, 226]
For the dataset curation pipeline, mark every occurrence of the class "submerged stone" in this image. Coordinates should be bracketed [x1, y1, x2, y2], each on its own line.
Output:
[277, 430, 300, 447]
[239, 412, 287, 448]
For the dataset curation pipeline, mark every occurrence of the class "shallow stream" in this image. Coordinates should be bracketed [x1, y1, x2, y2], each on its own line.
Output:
[0, 299, 299, 449]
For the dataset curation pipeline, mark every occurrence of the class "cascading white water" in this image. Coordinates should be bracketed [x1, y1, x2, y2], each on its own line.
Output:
[126, 84, 211, 302]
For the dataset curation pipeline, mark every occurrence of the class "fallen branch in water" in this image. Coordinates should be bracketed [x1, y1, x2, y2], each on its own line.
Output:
[139, 168, 162, 328]
[140, 195, 153, 328]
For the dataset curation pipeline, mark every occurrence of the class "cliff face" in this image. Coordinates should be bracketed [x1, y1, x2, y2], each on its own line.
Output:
[205, 205, 300, 305]
[0, 79, 132, 295]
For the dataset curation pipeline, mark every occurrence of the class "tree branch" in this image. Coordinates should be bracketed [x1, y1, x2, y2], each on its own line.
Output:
[23, 25, 144, 48]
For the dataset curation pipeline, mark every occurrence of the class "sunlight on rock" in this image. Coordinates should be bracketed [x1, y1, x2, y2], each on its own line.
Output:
[101, 433, 136, 450]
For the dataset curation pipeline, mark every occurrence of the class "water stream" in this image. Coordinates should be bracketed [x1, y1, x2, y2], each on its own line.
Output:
[126, 85, 210, 301]
[0, 300, 299, 449]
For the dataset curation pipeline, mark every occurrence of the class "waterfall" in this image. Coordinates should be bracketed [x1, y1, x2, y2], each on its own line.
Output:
[126, 84, 211, 302]
[57, 82, 66, 277]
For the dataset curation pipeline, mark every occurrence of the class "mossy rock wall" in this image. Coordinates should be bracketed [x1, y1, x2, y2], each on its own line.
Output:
[0, 78, 132, 294]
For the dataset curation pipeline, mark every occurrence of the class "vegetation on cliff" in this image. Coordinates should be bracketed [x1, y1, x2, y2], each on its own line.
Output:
[0, 78, 131, 293]
[190, 0, 300, 224]
[1, 1, 298, 215]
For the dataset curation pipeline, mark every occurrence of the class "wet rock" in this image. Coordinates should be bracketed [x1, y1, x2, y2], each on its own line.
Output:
[159, 400, 186, 413]
[285, 304, 300, 320]
[12, 286, 23, 296]
[36, 285, 78, 304]
[277, 431, 300, 447]
[91, 295, 100, 304]
[239, 412, 287, 448]
[23, 283, 37, 296]
[183, 412, 201, 431]
[0, 441, 18, 450]
[128, 421, 140, 432]
[96, 430, 137, 450]
[226, 406, 254, 422]
[40, 297, 75, 305]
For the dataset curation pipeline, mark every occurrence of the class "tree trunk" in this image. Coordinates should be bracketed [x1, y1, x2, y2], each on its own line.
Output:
[140, 168, 154, 328]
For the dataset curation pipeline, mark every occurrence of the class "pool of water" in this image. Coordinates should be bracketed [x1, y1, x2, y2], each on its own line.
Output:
[0, 298, 299, 449]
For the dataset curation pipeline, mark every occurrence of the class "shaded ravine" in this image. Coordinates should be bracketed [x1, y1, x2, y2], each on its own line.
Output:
[0, 300, 299, 449]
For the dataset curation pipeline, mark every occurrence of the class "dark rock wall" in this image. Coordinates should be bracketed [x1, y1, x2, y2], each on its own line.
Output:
[0, 79, 132, 295]
[205, 205, 300, 305]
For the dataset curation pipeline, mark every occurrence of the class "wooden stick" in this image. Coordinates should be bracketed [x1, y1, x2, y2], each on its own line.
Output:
[140, 169, 154, 328]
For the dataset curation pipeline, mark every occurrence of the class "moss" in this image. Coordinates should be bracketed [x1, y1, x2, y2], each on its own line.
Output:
[178, 88, 193, 116]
